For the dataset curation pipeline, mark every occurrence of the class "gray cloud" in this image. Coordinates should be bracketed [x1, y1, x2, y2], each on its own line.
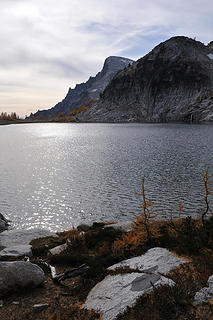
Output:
[0, 0, 212, 116]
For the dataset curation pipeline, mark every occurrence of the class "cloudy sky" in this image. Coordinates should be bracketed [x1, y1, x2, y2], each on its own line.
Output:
[0, 0, 213, 116]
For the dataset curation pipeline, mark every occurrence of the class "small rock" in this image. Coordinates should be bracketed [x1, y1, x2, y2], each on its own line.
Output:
[12, 301, 20, 305]
[49, 242, 68, 255]
[77, 224, 91, 232]
[194, 274, 213, 305]
[33, 304, 49, 312]
[0, 300, 3, 307]
[208, 275, 213, 286]
[0, 245, 32, 259]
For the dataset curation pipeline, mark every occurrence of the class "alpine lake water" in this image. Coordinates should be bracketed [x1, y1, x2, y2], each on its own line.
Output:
[0, 122, 213, 232]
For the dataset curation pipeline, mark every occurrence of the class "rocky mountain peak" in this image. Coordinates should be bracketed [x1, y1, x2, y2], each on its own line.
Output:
[103, 56, 133, 69]
[30, 56, 133, 119]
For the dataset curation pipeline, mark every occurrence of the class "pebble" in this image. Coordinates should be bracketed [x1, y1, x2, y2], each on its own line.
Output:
[33, 303, 50, 312]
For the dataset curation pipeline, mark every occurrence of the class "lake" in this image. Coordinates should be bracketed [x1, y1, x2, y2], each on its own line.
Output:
[0, 123, 213, 232]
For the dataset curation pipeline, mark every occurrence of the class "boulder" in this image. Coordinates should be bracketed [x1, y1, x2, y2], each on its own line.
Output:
[0, 229, 57, 247]
[0, 245, 32, 259]
[108, 247, 186, 274]
[85, 273, 174, 320]
[0, 213, 10, 233]
[194, 275, 213, 305]
[85, 247, 186, 320]
[0, 261, 45, 296]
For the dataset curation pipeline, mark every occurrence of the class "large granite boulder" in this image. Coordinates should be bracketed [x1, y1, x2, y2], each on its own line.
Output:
[108, 247, 185, 274]
[85, 273, 174, 320]
[0, 261, 45, 296]
[194, 275, 213, 305]
[85, 247, 186, 320]
[0, 229, 57, 247]
[0, 245, 32, 259]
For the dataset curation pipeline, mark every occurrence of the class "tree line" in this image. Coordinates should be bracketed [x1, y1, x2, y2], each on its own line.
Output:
[0, 112, 19, 120]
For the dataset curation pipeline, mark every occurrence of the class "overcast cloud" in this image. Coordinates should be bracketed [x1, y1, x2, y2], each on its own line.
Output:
[0, 0, 213, 116]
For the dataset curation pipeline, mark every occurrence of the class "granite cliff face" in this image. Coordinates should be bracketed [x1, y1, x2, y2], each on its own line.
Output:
[79, 37, 213, 122]
[32, 56, 133, 118]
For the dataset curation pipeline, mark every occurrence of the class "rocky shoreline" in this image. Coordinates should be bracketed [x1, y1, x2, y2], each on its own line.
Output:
[0, 213, 213, 319]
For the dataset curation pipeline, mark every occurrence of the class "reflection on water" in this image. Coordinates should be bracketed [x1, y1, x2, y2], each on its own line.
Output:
[0, 123, 213, 231]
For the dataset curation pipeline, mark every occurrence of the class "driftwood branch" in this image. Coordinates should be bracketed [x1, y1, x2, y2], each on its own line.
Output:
[53, 264, 90, 282]
[37, 261, 90, 283]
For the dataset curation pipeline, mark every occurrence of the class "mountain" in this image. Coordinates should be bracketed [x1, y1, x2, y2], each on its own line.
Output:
[79, 37, 213, 122]
[31, 56, 133, 119]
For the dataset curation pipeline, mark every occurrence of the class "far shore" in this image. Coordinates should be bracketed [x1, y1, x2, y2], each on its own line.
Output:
[0, 119, 34, 126]
[1, 119, 213, 126]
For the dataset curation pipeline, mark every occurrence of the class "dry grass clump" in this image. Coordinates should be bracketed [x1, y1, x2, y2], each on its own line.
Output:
[43, 303, 101, 320]
[2, 302, 100, 320]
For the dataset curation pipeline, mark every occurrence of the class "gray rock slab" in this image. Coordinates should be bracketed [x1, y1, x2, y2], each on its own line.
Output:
[0, 261, 45, 296]
[85, 273, 174, 320]
[104, 221, 132, 232]
[0, 229, 57, 247]
[0, 245, 32, 258]
[194, 275, 213, 305]
[49, 242, 68, 255]
[108, 247, 186, 274]
[85, 247, 186, 320]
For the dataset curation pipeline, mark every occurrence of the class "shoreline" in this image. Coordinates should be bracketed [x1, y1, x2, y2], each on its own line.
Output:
[0, 120, 35, 126]
[1, 119, 213, 126]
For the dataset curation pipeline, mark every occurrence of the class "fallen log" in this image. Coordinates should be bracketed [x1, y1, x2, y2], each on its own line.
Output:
[54, 264, 90, 282]
[37, 260, 90, 283]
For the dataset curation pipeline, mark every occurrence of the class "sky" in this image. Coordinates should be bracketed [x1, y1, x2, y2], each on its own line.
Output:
[0, 0, 213, 117]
